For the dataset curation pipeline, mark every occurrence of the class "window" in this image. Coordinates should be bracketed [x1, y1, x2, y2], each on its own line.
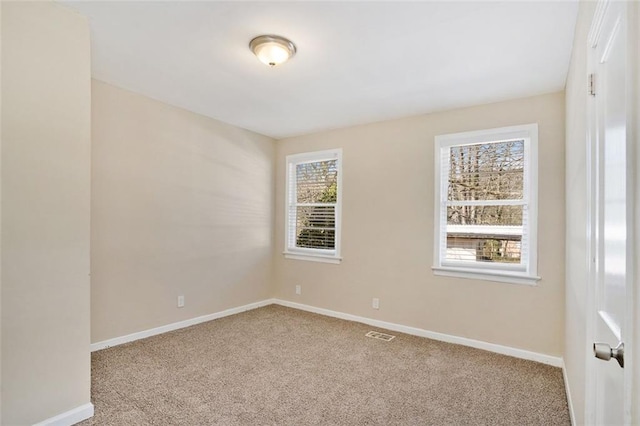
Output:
[433, 124, 539, 285]
[284, 149, 342, 264]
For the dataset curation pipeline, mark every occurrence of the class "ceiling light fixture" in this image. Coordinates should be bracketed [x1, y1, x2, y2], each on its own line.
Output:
[249, 35, 296, 67]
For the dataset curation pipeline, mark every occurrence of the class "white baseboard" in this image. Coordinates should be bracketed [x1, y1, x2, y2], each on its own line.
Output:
[33, 403, 94, 426]
[562, 360, 576, 425]
[273, 299, 563, 367]
[90, 299, 276, 351]
[91, 297, 562, 368]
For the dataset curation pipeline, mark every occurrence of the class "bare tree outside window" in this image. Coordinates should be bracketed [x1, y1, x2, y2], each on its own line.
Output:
[446, 140, 525, 263]
[294, 160, 338, 250]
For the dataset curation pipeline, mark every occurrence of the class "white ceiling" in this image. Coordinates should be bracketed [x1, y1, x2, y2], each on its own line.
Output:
[63, 1, 578, 139]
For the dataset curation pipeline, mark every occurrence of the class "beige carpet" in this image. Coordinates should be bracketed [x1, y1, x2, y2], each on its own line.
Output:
[81, 305, 570, 425]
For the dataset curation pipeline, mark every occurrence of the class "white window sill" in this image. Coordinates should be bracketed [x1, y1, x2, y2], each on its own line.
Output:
[283, 251, 342, 264]
[432, 266, 540, 286]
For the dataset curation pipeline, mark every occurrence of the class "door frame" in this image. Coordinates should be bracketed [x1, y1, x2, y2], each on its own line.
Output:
[584, 0, 637, 424]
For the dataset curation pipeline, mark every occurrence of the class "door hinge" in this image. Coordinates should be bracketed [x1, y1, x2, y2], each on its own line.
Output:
[589, 73, 596, 96]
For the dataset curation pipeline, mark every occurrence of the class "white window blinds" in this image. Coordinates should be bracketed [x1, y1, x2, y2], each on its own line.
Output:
[285, 149, 342, 263]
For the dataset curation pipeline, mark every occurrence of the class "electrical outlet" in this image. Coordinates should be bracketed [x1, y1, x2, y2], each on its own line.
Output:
[372, 298, 379, 310]
[295, 285, 301, 295]
[177, 295, 185, 308]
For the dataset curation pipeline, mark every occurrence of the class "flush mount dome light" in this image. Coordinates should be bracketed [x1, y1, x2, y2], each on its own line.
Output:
[249, 35, 296, 67]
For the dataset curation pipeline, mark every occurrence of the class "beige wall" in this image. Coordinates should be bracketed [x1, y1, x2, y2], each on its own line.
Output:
[91, 80, 275, 343]
[635, 3, 640, 420]
[1, 2, 91, 424]
[564, 2, 596, 424]
[275, 92, 565, 357]
[0, 0, 3, 421]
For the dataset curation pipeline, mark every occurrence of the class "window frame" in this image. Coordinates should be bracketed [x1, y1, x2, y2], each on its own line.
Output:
[284, 149, 343, 264]
[432, 124, 540, 285]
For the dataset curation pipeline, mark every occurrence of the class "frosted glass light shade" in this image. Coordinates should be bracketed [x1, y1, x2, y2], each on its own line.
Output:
[250, 35, 296, 67]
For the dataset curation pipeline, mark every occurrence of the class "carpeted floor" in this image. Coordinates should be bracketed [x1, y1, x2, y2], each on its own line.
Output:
[80, 305, 570, 425]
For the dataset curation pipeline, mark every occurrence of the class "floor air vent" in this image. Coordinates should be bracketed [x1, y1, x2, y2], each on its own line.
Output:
[365, 331, 395, 341]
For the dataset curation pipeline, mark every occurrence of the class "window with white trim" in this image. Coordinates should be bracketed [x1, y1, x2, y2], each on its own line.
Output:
[284, 149, 342, 264]
[433, 124, 539, 285]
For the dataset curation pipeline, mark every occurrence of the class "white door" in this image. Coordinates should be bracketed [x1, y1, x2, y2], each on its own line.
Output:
[588, 1, 632, 424]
